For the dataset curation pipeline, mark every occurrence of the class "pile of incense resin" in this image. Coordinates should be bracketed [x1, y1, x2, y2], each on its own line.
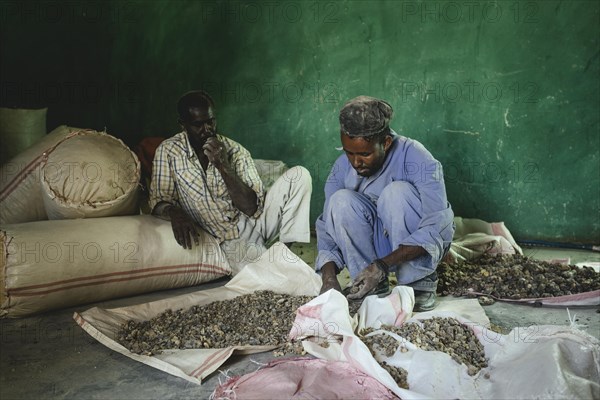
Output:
[360, 317, 487, 377]
[118, 290, 313, 356]
[438, 253, 600, 300]
[348, 299, 362, 316]
[380, 362, 409, 389]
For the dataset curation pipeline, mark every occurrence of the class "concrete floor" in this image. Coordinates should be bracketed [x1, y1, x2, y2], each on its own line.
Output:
[1, 243, 599, 400]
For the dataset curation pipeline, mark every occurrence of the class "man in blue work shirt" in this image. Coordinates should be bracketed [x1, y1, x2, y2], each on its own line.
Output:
[316, 95, 454, 311]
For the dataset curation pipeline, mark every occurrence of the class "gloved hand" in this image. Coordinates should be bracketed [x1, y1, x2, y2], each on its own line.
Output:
[346, 262, 387, 300]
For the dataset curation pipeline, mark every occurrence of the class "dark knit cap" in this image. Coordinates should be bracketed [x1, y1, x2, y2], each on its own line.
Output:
[339, 96, 394, 137]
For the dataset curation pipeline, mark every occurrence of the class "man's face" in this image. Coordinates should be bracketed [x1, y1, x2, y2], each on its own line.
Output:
[181, 106, 217, 144]
[340, 133, 392, 177]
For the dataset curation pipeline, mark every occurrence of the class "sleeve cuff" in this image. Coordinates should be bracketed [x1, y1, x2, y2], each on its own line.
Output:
[152, 201, 173, 217]
[315, 251, 344, 273]
[400, 234, 441, 266]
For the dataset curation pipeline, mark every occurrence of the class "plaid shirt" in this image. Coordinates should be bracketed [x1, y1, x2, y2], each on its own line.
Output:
[149, 132, 264, 242]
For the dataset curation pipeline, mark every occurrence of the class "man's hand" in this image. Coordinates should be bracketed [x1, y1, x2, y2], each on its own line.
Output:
[201, 137, 258, 217]
[346, 263, 386, 300]
[167, 206, 201, 249]
[203, 137, 230, 171]
[319, 262, 342, 294]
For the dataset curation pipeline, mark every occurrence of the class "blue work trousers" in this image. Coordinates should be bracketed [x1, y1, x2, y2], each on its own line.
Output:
[322, 182, 444, 292]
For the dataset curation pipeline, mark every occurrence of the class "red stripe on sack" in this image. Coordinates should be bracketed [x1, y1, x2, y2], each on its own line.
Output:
[0, 155, 45, 202]
[9, 263, 229, 291]
[191, 348, 232, 378]
[73, 314, 86, 327]
[0, 130, 86, 202]
[8, 267, 226, 296]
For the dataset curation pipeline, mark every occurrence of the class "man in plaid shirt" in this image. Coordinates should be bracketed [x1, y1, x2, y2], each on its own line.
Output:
[150, 91, 312, 273]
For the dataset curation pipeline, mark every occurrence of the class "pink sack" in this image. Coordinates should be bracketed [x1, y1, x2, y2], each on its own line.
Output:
[212, 357, 399, 400]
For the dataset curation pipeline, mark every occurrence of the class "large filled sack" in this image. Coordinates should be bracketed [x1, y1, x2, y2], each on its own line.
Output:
[0, 215, 231, 318]
[0, 107, 47, 165]
[40, 130, 140, 219]
[0, 125, 78, 224]
[0, 127, 141, 224]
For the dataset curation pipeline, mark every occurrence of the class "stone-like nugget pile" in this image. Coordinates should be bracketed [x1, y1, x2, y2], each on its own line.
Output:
[360, 317, 487, 377]
[438, 254, 599, 299]
[118, 290, 313, 356]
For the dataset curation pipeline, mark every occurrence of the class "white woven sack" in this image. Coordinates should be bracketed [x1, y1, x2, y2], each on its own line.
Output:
[0, 125, 80, 224]
[0, 215, 232, 318]
[40, 130, 141, 219]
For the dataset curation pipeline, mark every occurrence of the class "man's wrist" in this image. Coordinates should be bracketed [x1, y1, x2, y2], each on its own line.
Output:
[321, 262, 339, 276]
[152, 202, 176, 219]
[372, 258, 390, 275]
[163, 204, 175, 217]
[214, 160, 233, 174]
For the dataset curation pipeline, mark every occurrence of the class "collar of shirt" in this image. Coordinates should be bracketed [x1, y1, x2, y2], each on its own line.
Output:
[181, 130, 196, 160]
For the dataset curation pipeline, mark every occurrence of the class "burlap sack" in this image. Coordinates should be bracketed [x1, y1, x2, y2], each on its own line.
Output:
[0, 215, 231, 318]
[0, 125, 78, 224]
[40, 130, 140, 219]
[0, 107, 47, 165]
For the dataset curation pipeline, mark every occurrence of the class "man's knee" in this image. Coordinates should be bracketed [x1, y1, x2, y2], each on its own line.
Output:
[281, 166, 312, 190]
[379, 181, 419, 208]
[329, 189, 359, 210]
[327, 189, 374, 222]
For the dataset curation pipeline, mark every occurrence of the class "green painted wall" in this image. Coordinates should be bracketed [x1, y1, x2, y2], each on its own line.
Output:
[1, 0, 598, 243]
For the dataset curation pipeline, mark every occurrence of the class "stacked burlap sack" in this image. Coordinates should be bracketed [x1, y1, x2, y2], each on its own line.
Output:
[0, 126, 232, 317]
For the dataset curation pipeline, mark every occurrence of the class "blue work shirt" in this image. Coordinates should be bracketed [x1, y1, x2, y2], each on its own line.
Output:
[315, 131, 455, 272]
